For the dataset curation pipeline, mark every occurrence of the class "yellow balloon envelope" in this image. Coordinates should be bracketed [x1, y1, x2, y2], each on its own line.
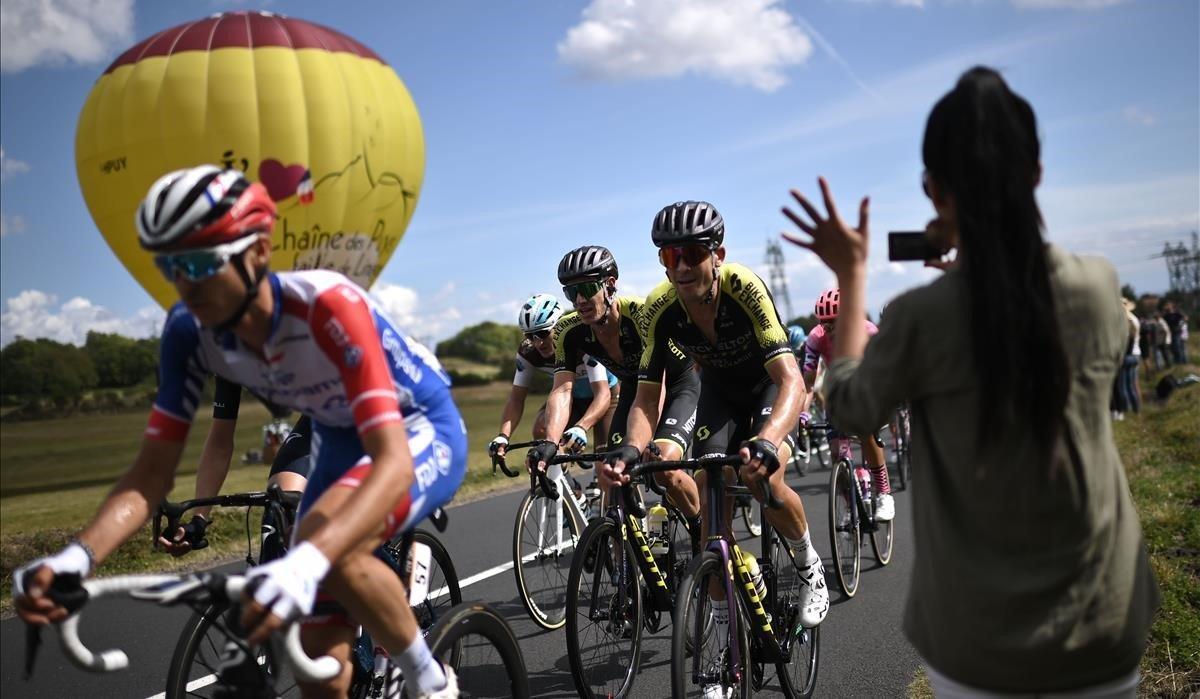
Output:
[75, 11, 424, 309]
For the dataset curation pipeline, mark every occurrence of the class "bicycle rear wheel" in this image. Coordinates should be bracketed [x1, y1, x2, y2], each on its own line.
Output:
[566, 516, 643, 699]
[513, 487, 582, 630]
[425, 601, 531, 699]
[870, 511, 894, 566]
[827, 459, 861, 597]
[671, 551, 750, 699]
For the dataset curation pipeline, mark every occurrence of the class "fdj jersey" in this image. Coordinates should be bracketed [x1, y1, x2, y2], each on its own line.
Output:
[148, 270, 466, 535]
[639, 262, 792, 387]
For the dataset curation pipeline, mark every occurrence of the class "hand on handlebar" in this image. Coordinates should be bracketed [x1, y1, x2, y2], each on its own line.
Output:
[240, 542, 329, 646]
[13, 543, 92, 625]
[526, 441, 557, 474]
[559, 425, 588, 453]
[599, 445, 640, 490]
[157, 515, 210, 557]
[488, 434, 509, 458]
[739, 438, 780, 503]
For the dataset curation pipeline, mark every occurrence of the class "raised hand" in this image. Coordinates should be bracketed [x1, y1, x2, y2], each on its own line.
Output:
[780, 177, 870, 278]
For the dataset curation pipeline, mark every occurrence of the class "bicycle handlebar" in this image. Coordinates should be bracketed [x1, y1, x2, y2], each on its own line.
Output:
[154, 487, 303, 550]
[49, 573, 339, 683]
[631, 455, 785, 510]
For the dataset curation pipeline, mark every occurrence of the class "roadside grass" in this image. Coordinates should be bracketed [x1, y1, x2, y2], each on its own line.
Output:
[1, 381, 546, 615]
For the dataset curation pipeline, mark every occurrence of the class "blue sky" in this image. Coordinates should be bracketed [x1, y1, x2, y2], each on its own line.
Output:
[1, 0, 1197, 348]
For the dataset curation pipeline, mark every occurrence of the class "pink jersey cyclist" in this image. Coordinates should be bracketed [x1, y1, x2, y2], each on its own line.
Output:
[801, 320, 879, 375]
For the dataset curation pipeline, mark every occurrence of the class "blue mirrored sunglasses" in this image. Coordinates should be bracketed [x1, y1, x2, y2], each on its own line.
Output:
[154, 236, 259, 282]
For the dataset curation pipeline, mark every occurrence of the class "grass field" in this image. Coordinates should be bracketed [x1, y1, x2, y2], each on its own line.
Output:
[0, 381, 549, 611]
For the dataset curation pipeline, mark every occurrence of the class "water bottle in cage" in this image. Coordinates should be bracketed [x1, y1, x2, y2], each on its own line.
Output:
[647, 502, 669, 558]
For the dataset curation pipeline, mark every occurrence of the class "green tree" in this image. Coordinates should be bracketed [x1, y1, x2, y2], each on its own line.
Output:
[436, 321, 522, 364]
[84, 331, 158, 387]
[0, 337, 98, 408]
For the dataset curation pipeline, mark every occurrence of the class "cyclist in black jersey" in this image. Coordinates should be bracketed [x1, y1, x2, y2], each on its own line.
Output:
[158, 376, 309, 562]
[528, 245, 703, 529]
[610, 200, 829, 628]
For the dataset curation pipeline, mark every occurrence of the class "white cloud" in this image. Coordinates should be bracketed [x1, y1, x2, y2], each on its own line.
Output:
[1, 290, 164, 346]
[557, 0, 813, 92]
[1121, 105, 1156, 127]
[0, 212, 27, 237]
[1012, 0, 1127, 8]
[0, 0, 134, 73]
[1, 146, 30, 179]
[370, 281, 463, 343]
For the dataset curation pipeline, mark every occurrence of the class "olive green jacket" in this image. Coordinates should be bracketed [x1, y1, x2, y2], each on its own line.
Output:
[825, 245, 1159, 691]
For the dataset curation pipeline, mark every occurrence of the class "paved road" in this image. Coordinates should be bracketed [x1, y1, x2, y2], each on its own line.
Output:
[2, 452, 918, 698]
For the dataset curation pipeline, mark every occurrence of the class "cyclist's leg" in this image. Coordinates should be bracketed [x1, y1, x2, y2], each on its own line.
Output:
[860, 429, 894, 520]
[297, 414, 467, 697]
[262, 415, 311, 562]
[651, 367, 701, 519]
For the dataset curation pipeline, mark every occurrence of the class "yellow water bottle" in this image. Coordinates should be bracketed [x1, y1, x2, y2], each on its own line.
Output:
[647, 503, 669, 556]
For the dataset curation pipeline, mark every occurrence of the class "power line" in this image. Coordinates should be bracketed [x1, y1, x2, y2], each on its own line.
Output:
[764, 239, 794, 322]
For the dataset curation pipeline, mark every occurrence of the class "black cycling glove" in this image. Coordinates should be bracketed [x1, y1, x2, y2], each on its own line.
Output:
[605, 445, 641, 468]
[742, 438, 780, 475]
[178, 515, 210, 550]
[527, 440, 558, 468]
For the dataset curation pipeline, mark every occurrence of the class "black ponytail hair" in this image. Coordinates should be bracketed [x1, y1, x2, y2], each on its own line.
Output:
[922, 66, 1069, 468]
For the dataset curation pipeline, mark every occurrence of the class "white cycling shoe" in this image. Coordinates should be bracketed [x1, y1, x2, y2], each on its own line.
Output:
[702, 684, 734, 699]
[798, 558, 829, 627]
[874, 493, 896, 522]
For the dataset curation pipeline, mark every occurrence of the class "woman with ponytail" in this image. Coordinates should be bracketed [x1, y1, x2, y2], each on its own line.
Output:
[782, 66, 1158, 697]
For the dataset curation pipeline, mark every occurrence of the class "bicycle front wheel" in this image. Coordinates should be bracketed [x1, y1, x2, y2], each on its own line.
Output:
[426, 601, 531, 699]
[165, 603, 302, 698]
[828, 459, 861, 597]
[870, 511, 894, 566]
[768, 535, 820, 698]
[671, 551, 750, 699]
[513, 487, 582, 630]
[566, 516, 643, 699]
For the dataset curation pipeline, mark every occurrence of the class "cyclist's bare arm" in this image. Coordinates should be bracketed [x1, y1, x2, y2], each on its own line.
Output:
[497, 384, 531, 443]
[758, 354, 807, 448]
[541, 371, 576, 445]
[80, 438, 186, 563]
[192, 417, 238, 519]
[801, 368, 818, 413]
[574, 378, 612, 433]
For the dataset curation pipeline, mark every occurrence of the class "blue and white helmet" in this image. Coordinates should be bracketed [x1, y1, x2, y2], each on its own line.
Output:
[519, 293, 563, 333]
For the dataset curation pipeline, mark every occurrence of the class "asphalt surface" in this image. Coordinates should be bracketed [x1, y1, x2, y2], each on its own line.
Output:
[2, 449, 918, 698]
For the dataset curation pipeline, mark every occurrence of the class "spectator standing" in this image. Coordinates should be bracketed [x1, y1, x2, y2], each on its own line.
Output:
[782, 66, 1159, 697]
[1162, 301, 1188, 365]
[1154, 311, 1172, 368]
[1120, 298, 1141, 415]
[1138, 315, 1157, 376]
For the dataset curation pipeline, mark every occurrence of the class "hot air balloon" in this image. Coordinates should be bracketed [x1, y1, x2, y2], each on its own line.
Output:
[75, 11, 424, 309]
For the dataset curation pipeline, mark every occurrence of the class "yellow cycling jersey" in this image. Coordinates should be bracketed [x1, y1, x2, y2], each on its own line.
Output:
[638, 262, 791, 386]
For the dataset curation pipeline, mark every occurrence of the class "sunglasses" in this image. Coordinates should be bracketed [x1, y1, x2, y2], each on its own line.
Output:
[154, 235, 259, 283]
[563, 280, 605, 302]
[525, 329, 552, 342]
[658, 243, 711, 269]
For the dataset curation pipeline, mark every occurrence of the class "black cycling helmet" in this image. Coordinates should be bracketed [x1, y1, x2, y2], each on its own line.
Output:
[651, 201, 725, 249]
[557, 245, 619, 284]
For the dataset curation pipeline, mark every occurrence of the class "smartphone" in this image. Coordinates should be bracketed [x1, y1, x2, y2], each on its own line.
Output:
[888, 231, 941, 261]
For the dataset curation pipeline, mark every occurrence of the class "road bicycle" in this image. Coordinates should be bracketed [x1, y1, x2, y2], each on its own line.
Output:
[651, 456, 820, 698]
[564, 457, 697, 699]
[888, 405, 912, 491]
[153, 487, 461, 698]
[493, 440, 604, 630]
[812, 423, 894, 598]
[25, 571, 530, 698]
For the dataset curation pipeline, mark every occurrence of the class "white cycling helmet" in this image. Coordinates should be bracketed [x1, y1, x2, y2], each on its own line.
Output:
[519, 293, 563, 333]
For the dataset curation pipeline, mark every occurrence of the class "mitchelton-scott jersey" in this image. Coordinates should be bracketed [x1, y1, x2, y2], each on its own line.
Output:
[553, 295, 692, 384]
[147, 270, 453, 442]
[638, 262, 792, 387]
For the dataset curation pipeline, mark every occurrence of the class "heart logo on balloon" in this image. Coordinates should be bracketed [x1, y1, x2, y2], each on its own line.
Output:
[258, 159, 309, 202]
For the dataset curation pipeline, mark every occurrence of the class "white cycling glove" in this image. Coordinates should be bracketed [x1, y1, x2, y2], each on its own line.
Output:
[246, 542, 330, 621]
[487, 434, 509, 457]
[561, 425, 588, 452]
[12, 542, 93, 600]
